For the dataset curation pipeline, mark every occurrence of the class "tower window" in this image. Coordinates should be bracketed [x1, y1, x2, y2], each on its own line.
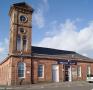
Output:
[18, 62, 25, 78]
[23, 35, 27, 51]
[20, 28, 26, 34]
[17, 35, 21, 51]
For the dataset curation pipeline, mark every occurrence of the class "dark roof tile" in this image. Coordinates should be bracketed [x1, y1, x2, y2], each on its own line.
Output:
[32, 46, 76, 55]
[32, 46, 93, 61]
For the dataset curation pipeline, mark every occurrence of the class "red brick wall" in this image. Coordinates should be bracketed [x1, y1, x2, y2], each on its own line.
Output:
[32, 58, 93, 83]
[72, 62, 93, 81]
[32, 58, 64, 83]
[32, 58, 57, 83]
[1, 56, 93, 85]
[11, 56, 31, 85]
[0, 57, 12, 85]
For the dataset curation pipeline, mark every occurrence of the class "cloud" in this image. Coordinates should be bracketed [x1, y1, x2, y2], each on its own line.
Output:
[36, 19, 93, 58]
[33, 8, 45, 28]
[33, 0, 49, 28]
[42, 0, 49, 10]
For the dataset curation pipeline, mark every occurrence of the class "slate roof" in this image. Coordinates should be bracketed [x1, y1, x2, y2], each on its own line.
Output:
[32, 46, 93, 62]
[32, 46, 76, 55]
[9, 2, 34, 17]
[10, 2, 33, 13]
[13, 2, 32, 8]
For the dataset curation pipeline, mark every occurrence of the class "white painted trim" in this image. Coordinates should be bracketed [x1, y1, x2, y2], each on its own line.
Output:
[87, 65, 91, 75]
[18, 62, 26, 79]
[52, 64, 59, 82]
[77, 66, 82, 77]
[38, 64, 44, 78]
[69, 65, 72, 82]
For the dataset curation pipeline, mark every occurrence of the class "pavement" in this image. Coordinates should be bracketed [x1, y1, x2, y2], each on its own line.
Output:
[0, 81, 93, 90]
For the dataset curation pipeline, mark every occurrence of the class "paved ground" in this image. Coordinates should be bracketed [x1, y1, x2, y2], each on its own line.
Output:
[0, 81, 93, 90]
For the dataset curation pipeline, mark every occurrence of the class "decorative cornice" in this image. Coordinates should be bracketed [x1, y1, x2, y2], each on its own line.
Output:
[9, 54, 32, 58]
[13, 23, 32, 28]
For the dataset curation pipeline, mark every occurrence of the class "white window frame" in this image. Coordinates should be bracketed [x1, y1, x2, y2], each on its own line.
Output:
[38, 64, 44, 78]
[18, 62, 26, 79]
[77, 66, 82, 77]
[87, 65, 91, 75]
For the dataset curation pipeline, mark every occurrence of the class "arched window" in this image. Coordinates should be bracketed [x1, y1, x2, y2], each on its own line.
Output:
[18, 62, 25, 78]
[17, 35, 21, 51]
[23, 35, 27, 51]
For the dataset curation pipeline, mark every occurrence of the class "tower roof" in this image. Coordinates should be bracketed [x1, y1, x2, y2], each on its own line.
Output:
[9, 2, 34, 16]
[13, 2, 32, 9]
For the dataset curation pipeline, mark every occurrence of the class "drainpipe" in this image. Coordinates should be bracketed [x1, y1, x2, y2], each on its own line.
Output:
[31, 53, 34, 84]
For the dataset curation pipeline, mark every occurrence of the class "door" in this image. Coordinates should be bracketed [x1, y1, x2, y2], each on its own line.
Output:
[64, 65, 69, 81]
[52, 65, 59, 82]
[64, 65, 72, 82]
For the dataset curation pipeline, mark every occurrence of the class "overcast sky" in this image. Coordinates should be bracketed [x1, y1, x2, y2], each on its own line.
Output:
[0, 0, 93, 61]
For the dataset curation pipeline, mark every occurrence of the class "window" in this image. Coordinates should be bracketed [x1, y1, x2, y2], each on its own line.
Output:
[20, 15, 27, 22]
[87, 65, 91, 75]
[17, 34, 27, 51]
[20, 28, 25, 33]
[38, 64, 44, 78]
[23, 36, 27, 51]
[77, 66, 81, 77]
[17, 35, 21, 51]
[18, 62, 25, 78]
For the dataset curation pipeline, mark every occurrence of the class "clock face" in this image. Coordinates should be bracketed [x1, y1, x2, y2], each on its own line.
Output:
[20, 15, 27, 22]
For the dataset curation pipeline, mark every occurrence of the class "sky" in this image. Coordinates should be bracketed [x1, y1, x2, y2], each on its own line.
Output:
[0, 0, 93, 61]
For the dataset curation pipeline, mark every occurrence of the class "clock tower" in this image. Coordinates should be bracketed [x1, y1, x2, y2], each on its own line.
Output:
[9, 2, 33, 55]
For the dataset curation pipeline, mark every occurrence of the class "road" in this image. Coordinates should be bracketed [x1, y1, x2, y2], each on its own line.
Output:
[34, 85, 93, 90]
[0, 81, 93, 90]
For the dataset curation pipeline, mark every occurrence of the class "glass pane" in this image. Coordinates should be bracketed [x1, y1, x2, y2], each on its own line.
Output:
[38, 65, 43, 77]
[77, 66, 81, 77]
[17, 35, 21, 51]
[23, 36, 27, 51]
[87, 66, 91, 75]
[18, 62, 25, 78]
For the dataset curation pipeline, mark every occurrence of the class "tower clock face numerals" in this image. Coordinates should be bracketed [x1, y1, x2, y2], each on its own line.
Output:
[20, 15, 27, 22]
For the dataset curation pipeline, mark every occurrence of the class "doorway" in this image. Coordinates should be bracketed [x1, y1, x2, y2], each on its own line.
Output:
[64, 65, 72, 82]
[52, 65, 59, 82]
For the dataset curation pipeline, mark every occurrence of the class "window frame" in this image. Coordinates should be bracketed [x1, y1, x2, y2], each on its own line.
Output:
[18, 62, 26, 79]
[87, 65, 91, 75]
[77, 65, 82, 77]
[17, 35, 21, 51]
[38, 64, 44, 78]
[23, 35, 27, 51]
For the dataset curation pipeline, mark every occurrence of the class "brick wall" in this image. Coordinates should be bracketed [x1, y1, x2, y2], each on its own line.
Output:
[0, 57, 12, 85]
[72, 62, 93, 81]
[11, 56, 31, 85]
[32, 58, 93, 83]
[32, 58, 64, 83]
[1, 56, 93, 85]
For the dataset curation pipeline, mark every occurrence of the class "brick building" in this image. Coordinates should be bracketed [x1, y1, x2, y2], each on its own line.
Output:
[0, 2, 93, 85]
